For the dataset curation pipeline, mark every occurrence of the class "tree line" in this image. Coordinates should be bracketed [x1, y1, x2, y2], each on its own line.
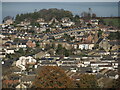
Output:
[32, 66, 119, 88]
[32, 66, 98, 88]
[15, 8, 73, 24]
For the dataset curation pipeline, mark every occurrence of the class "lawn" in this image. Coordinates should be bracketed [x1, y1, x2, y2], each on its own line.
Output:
[103, 18, 120, 27]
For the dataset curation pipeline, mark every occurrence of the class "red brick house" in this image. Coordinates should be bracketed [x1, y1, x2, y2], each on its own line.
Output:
[26, 40, 36, 48]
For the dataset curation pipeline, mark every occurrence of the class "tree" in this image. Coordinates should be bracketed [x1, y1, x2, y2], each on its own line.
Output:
[64, 49, 70, 57]
[77, 74, 98, 88]
[98, 30, 103, 38]
[45, 44, 51, 50]
[30, 22, 40, 27]
[51, 43, 55, 49]
[57, 44, 63, 51]
[13, 38, 20, 43]
[15, 8, 73, 23]
[63, 33, 71, 42]
[45, 29, 50, 33]
[56, 44, 63, 55]
[33, 66, 75, 88]
[36, 41, 40, 47]
[108, 31, 120, 40]
[73, 15, 80, 26]
[108, 21, 114, 26]
[17, 48, 24, 54]
[98, 18, 106, 25]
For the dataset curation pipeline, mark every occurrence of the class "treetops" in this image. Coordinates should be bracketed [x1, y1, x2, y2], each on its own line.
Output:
[15, 8, 74, 24]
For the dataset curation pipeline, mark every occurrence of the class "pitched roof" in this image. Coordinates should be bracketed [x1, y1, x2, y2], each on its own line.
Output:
[96, 38, 103, 44]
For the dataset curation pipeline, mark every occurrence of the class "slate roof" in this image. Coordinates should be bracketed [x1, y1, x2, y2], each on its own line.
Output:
[5, 41, 16, 45]
[77, 67, 92, 73]
[106, 70, 118, 77]
[96, 38, 103, 44]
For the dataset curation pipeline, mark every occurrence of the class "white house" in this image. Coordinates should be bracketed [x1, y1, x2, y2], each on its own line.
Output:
[84, 61, 90, 65]
[61, 22, 75, 27]
[16, 83, 27, 89]
[89, 44, 94, 50]
[16, 56, 37, 70]
[78, 44, 89, 50]
[78, 43, 94, 50]
[5, 49, 15, 54]
[112, 62, 118, 69]
[91, 62, 110, 67]
[98, 65, 113, 70]
[17, 43, 27, 48]
[90, 19, 99, 25]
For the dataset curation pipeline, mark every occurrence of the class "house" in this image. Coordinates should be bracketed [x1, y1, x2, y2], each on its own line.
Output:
[40, 40, 50, 48]
[16, 40, 28, 48]
[40, 61, 57, 66]
[93, 30, 99, 44]
[90, 19, 99, 25]
[54, 41, 72, 50]
[26, 40, 36, 48]
[78, 67, 93, 74]
[96, 50, 110, 55]
[86, 33, 94, 43]
[37, 18, 47, 25]
[78, 43, 94, 50]
[61, 17, 71, 23]
[4, 19, 13, 25]
[77, 42, 94, 50]
[37, 18, 45, 22]
[49, 17, 59, 24]
[61, 62, 77, 67]
[90, 62, 110, 67]
[17, 43, 27, 48]
[61, 17, 75, 27]
[83, 61, 90, 67]
[16, 56, 37, 70]
[20, 20, 30, 26]
[61, 22, 75, 27]
[105, 70, 119, 79]
[111, 61, 118, 69]
[50, 55, 61, 60]
[40, 27, 47, 32]
[34, 51, 48, 59]
[79, 31, 85, 36]
[3, 41, 17, 48]
[102, 31, 110, 37]
[0, 48, 6, 58]
[69, 55, 81, 60]
[16, 83, 27, 89]
[98, 65, 113, 70]
[89, 43, 94, 50]
[99, 38, 111, 52]
[2, 37, 11, 44]
[4, 49, 15, 54]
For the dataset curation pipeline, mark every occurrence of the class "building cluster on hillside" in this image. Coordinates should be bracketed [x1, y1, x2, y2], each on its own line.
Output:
[1, 16, 119, 88]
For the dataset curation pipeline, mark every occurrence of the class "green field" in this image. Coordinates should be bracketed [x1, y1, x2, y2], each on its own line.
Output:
[103, 18, 120, 27]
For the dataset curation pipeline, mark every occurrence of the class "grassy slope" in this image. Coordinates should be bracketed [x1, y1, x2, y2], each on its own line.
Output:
[103, 18, 120, 27]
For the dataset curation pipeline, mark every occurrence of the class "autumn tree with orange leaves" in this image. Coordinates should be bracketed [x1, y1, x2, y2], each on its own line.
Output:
[33, 66, 75, 88]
